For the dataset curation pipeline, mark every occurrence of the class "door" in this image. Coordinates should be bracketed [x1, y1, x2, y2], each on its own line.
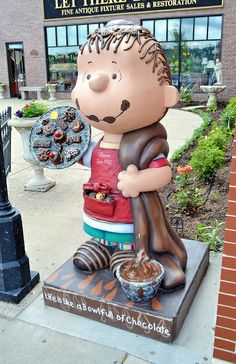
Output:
[6, 43, 26, 98]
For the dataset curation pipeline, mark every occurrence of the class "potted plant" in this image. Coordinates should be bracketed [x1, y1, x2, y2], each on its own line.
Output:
[46, 80, 58, 101]
[0, 81, 6, 100]
[8, 101, 56, 192]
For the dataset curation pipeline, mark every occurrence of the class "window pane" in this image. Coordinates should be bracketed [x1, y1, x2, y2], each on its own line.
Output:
[180, 40, 221, 91]
[194, 17, 207, 40]
[57, 26, 67, 46]
[48, 46, 78, 91]
[168, 19, 180, 41]
[47, 27, 56, 47]
[181, 18, 193, 41]
[161, 42, 179, 88]
[89, 23, 99, 33]
[208, 16, 222, 40]
[142, 20, 154, 34]
[78, 25, 88, 46]
[68, 26, 77, 46]
[155, 20, 166, 41]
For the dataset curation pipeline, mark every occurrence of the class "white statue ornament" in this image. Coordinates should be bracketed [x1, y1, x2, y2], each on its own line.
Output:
[214, 59, 223, 85]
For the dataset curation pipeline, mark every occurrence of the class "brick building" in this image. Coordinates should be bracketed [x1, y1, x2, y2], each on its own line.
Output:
[0, 1, 235, 100]
[213, 131, 236, 363]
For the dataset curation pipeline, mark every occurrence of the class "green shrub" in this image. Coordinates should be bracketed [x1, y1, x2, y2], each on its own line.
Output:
[180, 86, 193, 105]
[194, 221, 225, 252]
[174, 187, 204, 212]
[171, 110, 212, 162]
[189, 123, 229, 182]
[221, 96, 236, 129]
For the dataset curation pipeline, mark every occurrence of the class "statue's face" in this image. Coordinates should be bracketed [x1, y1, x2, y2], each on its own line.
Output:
[72, 38, 178, 134]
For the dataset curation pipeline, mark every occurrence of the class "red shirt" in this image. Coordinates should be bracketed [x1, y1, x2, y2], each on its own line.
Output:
[82, 141, 169, 224]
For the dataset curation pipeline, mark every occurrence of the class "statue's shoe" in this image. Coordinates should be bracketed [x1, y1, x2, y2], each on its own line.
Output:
[110, 250, 135, 278]
[153, 253, 186, 290]
[73, 240, 112, 272]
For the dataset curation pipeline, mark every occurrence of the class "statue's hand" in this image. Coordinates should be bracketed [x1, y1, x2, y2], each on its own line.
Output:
[117, 164, 139, 198]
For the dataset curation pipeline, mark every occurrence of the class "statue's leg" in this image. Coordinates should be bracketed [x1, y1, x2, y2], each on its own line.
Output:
[73, 239, 112, 272]
[73, 224, 116, 272]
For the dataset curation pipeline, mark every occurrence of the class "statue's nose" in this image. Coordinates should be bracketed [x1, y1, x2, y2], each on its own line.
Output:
[89, 72, 109, 92]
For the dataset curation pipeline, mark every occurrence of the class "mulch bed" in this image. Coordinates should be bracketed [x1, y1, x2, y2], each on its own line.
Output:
[159, 104, 230, 240]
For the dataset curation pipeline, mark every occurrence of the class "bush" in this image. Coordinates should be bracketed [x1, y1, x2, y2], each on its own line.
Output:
[172, 165, 204, 213]
[180, 86, 193, 105]
[174, 187, 204, 212]
[189, 123, 229, 182]
[194, 220, 225, 252]
[221, 96, 236, 129]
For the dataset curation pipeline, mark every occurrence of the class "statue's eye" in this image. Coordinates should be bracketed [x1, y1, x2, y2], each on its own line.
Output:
[112, 73, 117, 80]
[87, 74, 91, 80]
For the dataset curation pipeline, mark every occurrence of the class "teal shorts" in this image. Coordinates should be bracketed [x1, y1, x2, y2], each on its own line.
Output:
[83, 223, 135, 243]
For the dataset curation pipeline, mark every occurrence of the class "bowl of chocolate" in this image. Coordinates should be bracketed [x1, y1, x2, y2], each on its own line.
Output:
[116, 258, 164, 303]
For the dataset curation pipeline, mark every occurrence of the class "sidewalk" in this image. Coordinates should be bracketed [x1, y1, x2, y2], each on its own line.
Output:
[0, 98, 222, 364]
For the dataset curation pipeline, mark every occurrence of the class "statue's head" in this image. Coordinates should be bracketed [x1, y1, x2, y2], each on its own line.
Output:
[72, 20, 179, 134]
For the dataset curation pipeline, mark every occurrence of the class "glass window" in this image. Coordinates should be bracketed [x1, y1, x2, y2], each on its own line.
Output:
[155, 20, 167, 42]
[48, 46, 78, 91]
[57, 26, 67, 46]
[168, 19, 180, 41]
[68, 26, 77, 46]
[89, 23, 99, 33]
[142, 20, 154, 34]
[208, 16, 222, 40]
[161, 42, 179, 87]
[47, 27, 56, 47]
[194, 17, 207, 40]
[180, 40, 221, 91]
[181, 18, 193, 41]
[78, 24, 88, 46]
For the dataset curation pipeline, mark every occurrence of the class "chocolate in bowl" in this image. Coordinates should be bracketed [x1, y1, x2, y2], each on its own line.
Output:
[120, 260, 161, 283]
[116, 259, 165, 303]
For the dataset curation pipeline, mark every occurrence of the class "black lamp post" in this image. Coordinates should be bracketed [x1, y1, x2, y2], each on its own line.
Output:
[0, 119, 40, 303]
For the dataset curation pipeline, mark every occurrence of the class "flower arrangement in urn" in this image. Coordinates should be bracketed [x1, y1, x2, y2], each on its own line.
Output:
[15, 101, 50, 119]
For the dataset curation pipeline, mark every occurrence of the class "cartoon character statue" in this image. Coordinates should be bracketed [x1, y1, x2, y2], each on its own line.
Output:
[71, 20, 187, 290]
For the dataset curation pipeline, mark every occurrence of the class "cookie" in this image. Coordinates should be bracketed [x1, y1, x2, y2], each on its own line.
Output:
[66, 135, 81, 145]
[33, 139, 51, 148]
[35, 126, 42, 135]
[49, 151, 63, 165]
[63, 108, 76, 122]
[37, 148, 50, 162]
[57, 118, 68, 130]
[42, 118, 50, 126]
[72, 120, 84, 133]
[64, 146, 80, 161]
[43, 124, 56, 136]
[54, 130, 66, 143]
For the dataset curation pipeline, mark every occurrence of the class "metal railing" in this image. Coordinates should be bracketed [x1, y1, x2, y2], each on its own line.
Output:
[0, 107, 12, 176]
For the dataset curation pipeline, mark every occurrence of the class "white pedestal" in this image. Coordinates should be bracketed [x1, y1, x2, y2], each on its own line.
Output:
[200, 85, 227, 107]
[8, 117, 56, 192]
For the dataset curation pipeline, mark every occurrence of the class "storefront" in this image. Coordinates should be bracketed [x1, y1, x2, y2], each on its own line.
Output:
[0, 0, 235, 100]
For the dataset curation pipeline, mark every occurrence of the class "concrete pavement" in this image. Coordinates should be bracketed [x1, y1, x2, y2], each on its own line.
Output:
[0, 97, 222, 364]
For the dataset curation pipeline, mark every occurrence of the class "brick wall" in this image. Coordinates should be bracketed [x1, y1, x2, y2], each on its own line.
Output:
[213, 129, 236, 363]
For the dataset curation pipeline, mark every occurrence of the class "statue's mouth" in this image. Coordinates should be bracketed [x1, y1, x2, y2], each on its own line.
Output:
[75, 98, 130, 124]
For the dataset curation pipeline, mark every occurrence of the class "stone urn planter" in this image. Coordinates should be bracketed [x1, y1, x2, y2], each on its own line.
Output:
[47, 83, 57, 101]
[0, 83, 6, 100]
[8, 116, 56, 192]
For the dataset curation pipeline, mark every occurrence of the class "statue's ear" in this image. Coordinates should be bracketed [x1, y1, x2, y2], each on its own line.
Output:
[164, 85, 179, 107]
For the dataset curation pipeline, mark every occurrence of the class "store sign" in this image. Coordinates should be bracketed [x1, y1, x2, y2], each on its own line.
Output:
[43, 0, 224, 20]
